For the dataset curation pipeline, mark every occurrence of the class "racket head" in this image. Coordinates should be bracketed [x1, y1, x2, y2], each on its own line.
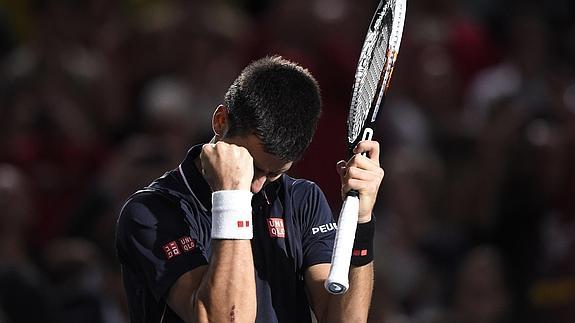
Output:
[346, 0, 406, 154]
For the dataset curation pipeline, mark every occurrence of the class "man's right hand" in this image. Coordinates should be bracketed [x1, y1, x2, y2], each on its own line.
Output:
[200, 142, 254, 191]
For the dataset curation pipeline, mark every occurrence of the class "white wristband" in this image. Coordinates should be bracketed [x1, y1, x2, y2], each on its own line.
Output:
[211, 190, 253, 240]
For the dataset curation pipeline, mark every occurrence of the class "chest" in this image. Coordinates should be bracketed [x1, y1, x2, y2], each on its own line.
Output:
[183, 192, 313, 322]
[194, 195, 305, 275]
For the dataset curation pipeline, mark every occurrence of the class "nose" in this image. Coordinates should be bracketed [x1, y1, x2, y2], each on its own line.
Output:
[251, 175, 267, 194]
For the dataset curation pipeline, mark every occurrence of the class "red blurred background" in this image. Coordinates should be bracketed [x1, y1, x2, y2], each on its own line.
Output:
[0, 0, 574, 322]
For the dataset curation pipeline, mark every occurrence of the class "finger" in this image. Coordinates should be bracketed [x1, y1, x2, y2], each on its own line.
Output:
[201, 143, 216, 156]
[340, 178, 371, 196]
[347, 154, 381, 172]
[200, 144, 209, 163]
[344, 166, 384, 182]
[353, 140, 380, 164]
[341, 177, 380, 195]
[336, 160, 347, 178]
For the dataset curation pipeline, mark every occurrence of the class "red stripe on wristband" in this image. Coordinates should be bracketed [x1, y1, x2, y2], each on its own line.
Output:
[351, 217, 375, 266]
[237, 220, 250, 228]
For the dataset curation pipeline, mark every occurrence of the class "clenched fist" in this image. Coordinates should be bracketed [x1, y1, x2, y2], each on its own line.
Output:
[200, 142, 254, 191]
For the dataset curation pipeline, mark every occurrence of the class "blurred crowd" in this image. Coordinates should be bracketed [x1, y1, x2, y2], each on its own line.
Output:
[0, 0, 574, 322]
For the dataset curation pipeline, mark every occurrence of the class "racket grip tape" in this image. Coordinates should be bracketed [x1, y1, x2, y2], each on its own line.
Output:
[325, 195, 360, 295]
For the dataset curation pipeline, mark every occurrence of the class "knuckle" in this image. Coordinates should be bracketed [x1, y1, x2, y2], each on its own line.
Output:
[346, 167, 357, 178]
[238, 146, 249, 155]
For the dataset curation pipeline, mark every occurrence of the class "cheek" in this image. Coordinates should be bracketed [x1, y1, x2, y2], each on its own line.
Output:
[267, 174, 282, 182]
[251, 176, 267, 193]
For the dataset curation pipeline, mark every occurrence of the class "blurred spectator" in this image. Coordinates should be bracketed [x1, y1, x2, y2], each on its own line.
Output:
[67, 134, 175, 262]
[0, 164, 33, 266]
[0, 164, 53, 323]
[527, 113, 575, 322]
[372, 147, 448, 322]
[445, 246, 511, 323]
[41, 238, 125, 323]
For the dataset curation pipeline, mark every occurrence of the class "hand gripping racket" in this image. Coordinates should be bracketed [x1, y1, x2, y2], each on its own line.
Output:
[325, 0, 406, 295]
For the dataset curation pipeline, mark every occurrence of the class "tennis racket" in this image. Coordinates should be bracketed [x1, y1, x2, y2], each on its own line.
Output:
[325, 0, 407, 295]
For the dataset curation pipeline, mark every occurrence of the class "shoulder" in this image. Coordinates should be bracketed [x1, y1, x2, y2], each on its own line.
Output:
[117, 189, 183, 233]
[283, 174, 322, 195]
[284, 175, 327, 210]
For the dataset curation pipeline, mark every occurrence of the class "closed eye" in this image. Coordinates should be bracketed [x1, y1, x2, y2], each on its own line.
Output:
[254, 165, 282, 180]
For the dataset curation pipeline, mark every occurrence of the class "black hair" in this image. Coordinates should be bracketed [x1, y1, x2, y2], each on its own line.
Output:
[223, 56, 322, 161]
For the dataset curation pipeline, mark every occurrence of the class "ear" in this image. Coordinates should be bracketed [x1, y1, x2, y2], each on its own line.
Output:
[212, 105, 229, 139]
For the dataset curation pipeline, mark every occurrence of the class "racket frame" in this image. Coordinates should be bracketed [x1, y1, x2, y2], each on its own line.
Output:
[325, 0, 406, 295]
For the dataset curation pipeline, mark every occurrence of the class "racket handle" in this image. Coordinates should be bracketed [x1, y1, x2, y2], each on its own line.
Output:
[325, 195, 360, 295]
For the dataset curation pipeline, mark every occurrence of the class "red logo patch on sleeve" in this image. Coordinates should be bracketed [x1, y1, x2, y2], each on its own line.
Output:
[178, 236, 197, 252]
[267, 218, 285, 238]
[162, 241, 181, 259]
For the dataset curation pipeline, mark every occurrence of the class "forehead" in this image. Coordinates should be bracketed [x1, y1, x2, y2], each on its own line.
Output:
[224, 134, 292, 173]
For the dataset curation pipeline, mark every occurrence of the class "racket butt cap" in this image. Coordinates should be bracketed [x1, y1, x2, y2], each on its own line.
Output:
[325, 280, 349, 295]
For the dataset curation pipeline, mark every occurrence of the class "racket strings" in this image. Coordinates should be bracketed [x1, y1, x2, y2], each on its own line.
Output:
[348, 3, 394, 142]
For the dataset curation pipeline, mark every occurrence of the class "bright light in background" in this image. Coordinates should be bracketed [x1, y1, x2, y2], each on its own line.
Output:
[526, 119, 553, 147]
[313, 0, 347, 22]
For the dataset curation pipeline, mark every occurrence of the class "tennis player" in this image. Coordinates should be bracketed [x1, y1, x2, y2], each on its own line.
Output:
[116, 56, 384, 322]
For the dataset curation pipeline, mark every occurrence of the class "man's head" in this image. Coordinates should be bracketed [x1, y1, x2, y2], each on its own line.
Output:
[220, 56, 322, 162]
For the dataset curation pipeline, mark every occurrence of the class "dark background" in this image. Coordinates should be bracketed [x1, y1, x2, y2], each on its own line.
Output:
[0, 0, 574, 322]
